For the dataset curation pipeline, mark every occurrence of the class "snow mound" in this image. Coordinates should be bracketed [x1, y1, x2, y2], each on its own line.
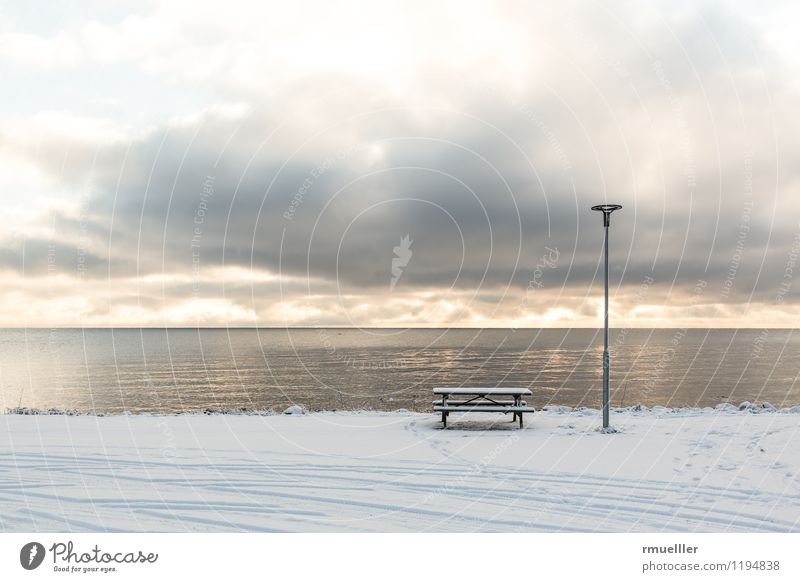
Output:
[542, 405, 573, 414]
[738, 401, 780, 413]
[283, 405, 307, 415]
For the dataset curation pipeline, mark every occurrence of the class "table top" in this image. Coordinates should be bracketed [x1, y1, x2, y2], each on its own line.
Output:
[433, 387, 532, 396]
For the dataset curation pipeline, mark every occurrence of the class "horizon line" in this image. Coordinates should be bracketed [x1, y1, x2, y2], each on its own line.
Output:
[2, 326, 798, 331]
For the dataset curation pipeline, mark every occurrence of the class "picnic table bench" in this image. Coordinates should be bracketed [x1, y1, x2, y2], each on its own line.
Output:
[433, 387, 534, 428]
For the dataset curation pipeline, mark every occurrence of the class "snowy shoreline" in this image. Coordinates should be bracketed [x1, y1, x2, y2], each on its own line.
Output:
[2, 408, 800, 532]
[5, 400, 799, 417]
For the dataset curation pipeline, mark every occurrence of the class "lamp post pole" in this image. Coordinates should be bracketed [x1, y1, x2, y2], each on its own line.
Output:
[591, 204, 622, 431]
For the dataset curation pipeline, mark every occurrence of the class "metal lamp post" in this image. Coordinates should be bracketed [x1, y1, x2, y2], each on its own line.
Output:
[591, 203, 622, 431]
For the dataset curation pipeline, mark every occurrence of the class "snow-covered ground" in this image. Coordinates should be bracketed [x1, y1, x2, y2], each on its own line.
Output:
[2, 406, 799, 532]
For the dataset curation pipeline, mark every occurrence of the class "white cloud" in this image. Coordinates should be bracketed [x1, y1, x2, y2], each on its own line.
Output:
[2, 0, 800, 326]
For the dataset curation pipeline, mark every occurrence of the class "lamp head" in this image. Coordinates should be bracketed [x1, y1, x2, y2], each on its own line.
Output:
[591, 204, 623, 227]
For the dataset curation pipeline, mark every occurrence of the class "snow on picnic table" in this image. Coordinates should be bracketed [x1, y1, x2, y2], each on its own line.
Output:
[1, 406, 799, 533]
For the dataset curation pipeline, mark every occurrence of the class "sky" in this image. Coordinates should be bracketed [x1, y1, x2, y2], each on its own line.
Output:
[0, 0, 799, 328]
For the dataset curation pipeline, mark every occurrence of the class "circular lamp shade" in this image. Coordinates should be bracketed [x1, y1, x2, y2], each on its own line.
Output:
[591, 204, 623, 226]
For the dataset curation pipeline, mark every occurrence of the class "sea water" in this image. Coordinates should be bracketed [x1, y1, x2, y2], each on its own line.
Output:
[0, 328, 797, 414]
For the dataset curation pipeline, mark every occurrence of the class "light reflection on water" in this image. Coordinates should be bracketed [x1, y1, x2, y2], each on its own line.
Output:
[0, 328, 797, 414]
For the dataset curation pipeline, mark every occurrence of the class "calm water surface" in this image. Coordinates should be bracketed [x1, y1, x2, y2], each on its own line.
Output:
[0, 328, 798, 414]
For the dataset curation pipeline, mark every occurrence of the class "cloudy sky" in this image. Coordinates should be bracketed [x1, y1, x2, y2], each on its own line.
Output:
[1, 0, 798, 327]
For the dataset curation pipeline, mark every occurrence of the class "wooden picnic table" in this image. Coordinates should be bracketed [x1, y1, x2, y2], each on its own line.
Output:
[433, 387, 534, 428]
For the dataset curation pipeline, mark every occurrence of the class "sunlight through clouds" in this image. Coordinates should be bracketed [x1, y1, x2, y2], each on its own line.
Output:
[0, 0, 798, 327]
